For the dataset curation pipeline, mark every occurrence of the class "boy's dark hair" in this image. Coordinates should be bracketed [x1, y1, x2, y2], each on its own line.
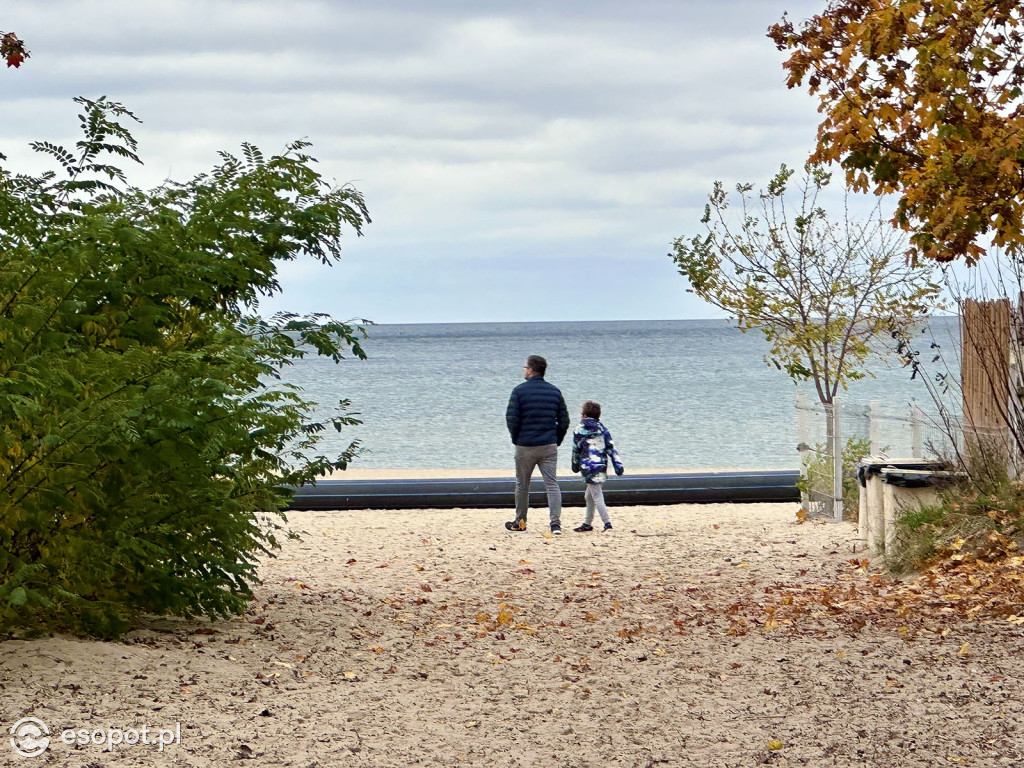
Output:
[526, 355, 547, 376]
[581, 400, 601, 419]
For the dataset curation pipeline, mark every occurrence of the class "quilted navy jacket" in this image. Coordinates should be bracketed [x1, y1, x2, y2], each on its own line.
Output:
[505, 376, 570, 447]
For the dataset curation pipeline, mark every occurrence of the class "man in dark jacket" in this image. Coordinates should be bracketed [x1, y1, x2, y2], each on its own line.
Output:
[504, 354, 570, 534]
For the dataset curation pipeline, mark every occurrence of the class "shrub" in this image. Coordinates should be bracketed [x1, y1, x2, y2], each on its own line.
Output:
[798, 436, 873, 519]
[0, 98, 369, 637]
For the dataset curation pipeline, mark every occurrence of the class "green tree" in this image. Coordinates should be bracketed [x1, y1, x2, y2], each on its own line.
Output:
[670, 165, 941, 480]
[0, 97, 369, 637]
[768, 1, 1024, 264]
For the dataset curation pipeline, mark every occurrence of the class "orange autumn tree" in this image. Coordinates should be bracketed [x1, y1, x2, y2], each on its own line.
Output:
[768, 1, 1024, 264]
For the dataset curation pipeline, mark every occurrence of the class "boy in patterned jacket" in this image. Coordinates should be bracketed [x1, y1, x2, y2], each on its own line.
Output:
[570, 400, 624, 532]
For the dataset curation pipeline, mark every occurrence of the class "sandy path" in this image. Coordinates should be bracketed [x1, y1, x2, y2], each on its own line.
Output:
[2, 502, 1023, 767]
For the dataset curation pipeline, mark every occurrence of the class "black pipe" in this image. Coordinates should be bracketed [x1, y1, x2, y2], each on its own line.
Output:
[287, 470, 800, 510]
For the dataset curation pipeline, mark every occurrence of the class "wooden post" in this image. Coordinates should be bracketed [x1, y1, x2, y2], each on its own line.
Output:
[961, 299, 1013, 469]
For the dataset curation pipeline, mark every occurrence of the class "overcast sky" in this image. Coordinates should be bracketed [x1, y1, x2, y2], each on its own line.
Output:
[1, 0, 830, 324]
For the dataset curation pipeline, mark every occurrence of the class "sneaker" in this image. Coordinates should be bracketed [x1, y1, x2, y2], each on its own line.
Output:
[550, 523, 562, 535]
[603, 522, 613, 531]
[504, 519, 527, 532]
[573, 523, 594, 533]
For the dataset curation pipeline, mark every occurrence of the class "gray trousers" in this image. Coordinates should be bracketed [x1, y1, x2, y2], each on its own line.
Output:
[583, 483, 611, 525]
[513, 443, 561, 525]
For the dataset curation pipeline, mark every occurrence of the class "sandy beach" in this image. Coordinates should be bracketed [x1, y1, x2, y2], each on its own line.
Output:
[3, 498, 1024, 767]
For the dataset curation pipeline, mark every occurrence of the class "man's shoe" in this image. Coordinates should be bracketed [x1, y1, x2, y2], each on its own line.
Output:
[573, 523, 594, 533]
[603, 522, 613, 531]
[550, 523, 562, 535]
[505, 519, 527, 532]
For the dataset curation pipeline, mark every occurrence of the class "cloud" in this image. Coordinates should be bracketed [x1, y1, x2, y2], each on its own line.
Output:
[0, 0, 831, 323]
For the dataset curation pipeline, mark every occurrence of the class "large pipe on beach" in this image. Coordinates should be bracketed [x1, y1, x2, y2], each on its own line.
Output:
[287, 470, 800, 511]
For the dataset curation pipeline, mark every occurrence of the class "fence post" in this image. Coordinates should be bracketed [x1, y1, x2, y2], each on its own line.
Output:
[910, 399, 923, 456]
[796, 392, 808, 448]
[869, 399, 881, 456]
[833, 398, 843, 522]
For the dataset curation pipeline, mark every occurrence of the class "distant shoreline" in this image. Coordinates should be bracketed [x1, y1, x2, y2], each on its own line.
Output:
[326, 467, 763, 480]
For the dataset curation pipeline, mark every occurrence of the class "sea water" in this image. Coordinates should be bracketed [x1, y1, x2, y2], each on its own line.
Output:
[278, 318, 960, 471]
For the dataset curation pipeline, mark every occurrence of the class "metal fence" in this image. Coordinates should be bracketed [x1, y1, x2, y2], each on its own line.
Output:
[795, 394, 955, 520]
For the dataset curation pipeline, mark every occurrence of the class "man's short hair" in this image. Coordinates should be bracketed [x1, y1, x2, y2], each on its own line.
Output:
[526, 355, 547, 376]
[582, 400, 601, 419]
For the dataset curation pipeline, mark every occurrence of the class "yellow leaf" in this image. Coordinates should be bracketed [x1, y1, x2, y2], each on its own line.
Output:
[343, 671, 358, 679]
[768, 740, 784, 751]
[949, 537, 966, 551]
[475, 612, 492, 623]
[735, 562, 750, 569]
[957, 643, 971, 657]
[518, 559, 532, 565]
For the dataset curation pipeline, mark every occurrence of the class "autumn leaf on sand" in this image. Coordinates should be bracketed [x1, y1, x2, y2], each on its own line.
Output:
[496, 604, 515, 626]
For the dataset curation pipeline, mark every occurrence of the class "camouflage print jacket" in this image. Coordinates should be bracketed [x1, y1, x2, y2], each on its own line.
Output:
[570, 418, 624, 484]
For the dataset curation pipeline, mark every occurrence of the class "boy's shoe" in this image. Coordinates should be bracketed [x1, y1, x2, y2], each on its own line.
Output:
[573, 523, 594, 533]
[505, 519, 527, 532]
[603, 522, 613, 531]
[550, 523, 562, 535]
